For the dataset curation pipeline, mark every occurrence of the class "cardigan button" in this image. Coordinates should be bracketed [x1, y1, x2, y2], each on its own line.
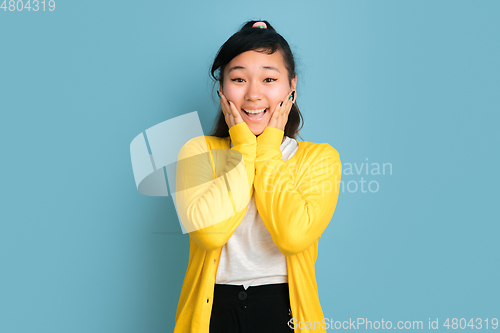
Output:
[237, 291, 247, 300]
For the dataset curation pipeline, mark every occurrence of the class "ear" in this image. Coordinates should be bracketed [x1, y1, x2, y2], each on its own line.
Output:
[291, 75, 297, 92]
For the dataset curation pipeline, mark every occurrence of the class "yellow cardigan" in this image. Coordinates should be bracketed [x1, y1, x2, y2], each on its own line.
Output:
[173, 122, 342, 332]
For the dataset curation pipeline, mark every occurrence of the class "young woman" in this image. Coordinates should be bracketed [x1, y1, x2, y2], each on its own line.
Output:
[174, 20, 342, 333]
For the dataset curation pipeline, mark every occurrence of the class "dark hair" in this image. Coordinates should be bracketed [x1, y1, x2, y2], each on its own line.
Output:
[209, 20, 304, 140]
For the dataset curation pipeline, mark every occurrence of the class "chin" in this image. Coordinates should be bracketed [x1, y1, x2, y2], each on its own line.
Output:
[249, 127, 265, 136]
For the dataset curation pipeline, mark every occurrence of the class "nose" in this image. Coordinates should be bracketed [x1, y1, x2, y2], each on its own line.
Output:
[244, 81, 263, 101]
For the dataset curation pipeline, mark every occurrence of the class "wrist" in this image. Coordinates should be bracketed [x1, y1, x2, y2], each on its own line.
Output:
[229, 122, 257, 147]
[256, 126, 284, 148]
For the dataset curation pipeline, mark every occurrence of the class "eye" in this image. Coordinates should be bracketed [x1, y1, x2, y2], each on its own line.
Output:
[231, 78, 245, 83]
[264, 78, 277, 83]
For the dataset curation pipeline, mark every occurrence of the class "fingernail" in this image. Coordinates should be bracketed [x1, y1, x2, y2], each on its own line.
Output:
[280, 101, 283, 106]
[291, 91, 295, 101]
[227, 100, 231, 106]
[217, 91, 221, 100]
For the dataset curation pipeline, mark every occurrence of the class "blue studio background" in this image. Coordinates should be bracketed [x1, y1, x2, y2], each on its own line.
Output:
[1, 0, 499, 332]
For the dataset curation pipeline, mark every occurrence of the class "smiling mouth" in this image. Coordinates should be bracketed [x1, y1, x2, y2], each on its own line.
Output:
[242, 108, 268, 120]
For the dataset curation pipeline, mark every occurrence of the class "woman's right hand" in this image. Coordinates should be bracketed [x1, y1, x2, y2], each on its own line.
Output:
[218, 89, 244, 129]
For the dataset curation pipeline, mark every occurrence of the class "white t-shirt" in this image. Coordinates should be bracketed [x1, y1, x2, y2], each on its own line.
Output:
[215, 135, 299, 290]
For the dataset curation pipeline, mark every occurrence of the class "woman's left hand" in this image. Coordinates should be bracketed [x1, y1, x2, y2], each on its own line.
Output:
[267, 90, 295, 132]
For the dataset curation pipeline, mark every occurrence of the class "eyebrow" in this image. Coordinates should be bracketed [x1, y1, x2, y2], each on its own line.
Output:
[227, 66, 281, 74]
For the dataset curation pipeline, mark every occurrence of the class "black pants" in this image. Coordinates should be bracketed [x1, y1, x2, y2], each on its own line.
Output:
[209, 283, 294, 333]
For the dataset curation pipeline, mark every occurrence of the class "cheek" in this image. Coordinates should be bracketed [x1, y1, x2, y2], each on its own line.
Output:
[267, 85, 290, 106]
[223, 85, 242, 101]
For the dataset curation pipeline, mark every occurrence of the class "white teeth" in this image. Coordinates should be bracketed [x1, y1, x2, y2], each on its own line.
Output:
[244, 108, 266, 114]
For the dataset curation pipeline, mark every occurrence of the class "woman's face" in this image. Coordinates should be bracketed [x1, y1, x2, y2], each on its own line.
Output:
[221, 49, 297, 136]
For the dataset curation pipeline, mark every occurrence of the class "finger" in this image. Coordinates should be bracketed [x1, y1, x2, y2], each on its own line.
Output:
[286, 90, 294, 108]
[285, 91, 294, 113]
[220, 96, 226, 114]
[275, 93, 287, 115]
[276, 91, 292, 118]
[272, 102, 282, 120]
[277, 91, 293, 128]
[281, 90, 293, 109]
[219, 90, 230, 114]
[227, 100, 237, 117]
[220, 91, 242, 128]
[289, 91, 296, 112]
[220, 91, 233, 125]
[223, 107, 230, 122]
[228, 101, 243, 124]
[286, 90, 294, 104]
[273, 101, 282, 117]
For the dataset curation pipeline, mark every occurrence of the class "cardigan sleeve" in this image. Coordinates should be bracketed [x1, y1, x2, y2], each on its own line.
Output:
[175, 122, 256, 251]
[254, 126, 342, 257]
